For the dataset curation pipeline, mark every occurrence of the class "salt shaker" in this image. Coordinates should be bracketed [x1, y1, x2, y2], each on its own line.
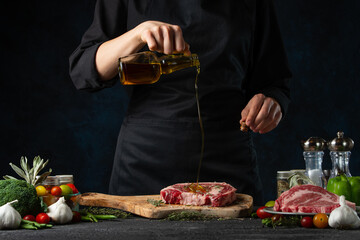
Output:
[301, 137, 327, 188]
[328, 131, 354, 179]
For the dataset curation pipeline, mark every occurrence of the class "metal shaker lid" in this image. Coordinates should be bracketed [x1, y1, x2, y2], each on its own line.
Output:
[328, 131, 354, 151]
[301, 137, 327, 151]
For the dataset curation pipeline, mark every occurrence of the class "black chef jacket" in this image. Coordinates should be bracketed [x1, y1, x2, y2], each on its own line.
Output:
[69, 0, 291, 205]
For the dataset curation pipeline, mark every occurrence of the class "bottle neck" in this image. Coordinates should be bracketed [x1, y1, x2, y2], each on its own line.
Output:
[160, 54, 200, 74]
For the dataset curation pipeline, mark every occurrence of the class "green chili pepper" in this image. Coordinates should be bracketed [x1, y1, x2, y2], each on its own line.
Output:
[92, 215, 117, 220]
[327, 174, 352, 201]
[21, 219, 41, 228]
[20, 223, 38, 230]
[81, 216, 92, 222]
[81, 212, 99, 222]
[348, 176, 360, 205]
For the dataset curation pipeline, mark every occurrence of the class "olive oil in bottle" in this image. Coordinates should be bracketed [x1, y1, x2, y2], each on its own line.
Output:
[118, 51, 200, 85]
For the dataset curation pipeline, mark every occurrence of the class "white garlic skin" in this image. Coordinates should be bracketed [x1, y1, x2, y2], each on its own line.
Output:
[0, 200, 22, 230]
[47, 197, 73, 224]
[328, 195, 360, 229]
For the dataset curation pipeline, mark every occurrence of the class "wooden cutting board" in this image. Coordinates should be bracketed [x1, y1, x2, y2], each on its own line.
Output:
[76, 192, 253, 219]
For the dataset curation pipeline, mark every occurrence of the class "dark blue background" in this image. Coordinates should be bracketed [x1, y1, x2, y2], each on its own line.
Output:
[1, 0, 359, 203]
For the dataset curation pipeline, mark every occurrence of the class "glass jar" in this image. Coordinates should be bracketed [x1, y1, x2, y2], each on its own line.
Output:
[56, 174, 79, 211]
[37, 175, 80, 210]
[56, 175, 74, 185]
[277, 171, 293, 197]
[40, 176, 60, 206]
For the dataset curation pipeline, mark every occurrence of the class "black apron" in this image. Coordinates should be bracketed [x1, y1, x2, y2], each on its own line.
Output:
[109, 67, 264, 204]
[109, 115, 263, 203]
[108, 0, 267, 205]
[69, 0, 292, 206]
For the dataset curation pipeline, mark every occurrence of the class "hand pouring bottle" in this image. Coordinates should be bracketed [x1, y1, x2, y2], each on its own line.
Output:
[118, 51, 200, 85]
[301, 137, 327, 188]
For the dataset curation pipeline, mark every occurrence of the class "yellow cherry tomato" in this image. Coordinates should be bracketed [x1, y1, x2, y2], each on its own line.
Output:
[313, 213, 328, 229]
[35, 185, 47, 196]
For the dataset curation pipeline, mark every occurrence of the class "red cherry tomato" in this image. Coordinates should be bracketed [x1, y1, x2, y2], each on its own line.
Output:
[301, 216, 314, 228]
[72, 211, 82, 223]
[256, 206, 273, 219]
[66, 183, 79, 194]
[51, 186, 62, 196]
[271, 214, 282, 223]
[23, 215, 36, 222]
[36, 213, 50, 224]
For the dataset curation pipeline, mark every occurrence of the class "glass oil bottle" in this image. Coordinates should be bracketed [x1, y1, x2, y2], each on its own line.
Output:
[118, 51, 200, 85]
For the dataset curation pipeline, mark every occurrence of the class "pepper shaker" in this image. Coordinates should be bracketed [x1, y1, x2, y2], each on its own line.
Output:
[328, 131, 354, 179]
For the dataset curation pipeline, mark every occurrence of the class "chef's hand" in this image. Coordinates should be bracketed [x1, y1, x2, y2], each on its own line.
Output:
[96, 21, 190, 81]
[136, 21, 191, 55]
[240, 94, 282, 134]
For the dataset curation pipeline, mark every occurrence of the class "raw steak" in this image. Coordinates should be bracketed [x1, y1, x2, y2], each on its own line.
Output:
[160, 182, 237, 207]
[274, 184, 356, 213]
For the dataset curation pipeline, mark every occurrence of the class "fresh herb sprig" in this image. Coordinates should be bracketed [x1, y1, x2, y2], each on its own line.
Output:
[3, 156, 52, 186]
[84, 207, 131, 219]
[147, 198, 164, 207]
[262, 215, 301, 228]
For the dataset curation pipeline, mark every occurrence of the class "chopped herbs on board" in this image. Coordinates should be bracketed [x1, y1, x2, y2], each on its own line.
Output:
[83, 207, 132, 219]
[147, 198, 164, 207]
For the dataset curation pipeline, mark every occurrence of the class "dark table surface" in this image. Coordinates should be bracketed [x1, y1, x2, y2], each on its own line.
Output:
[1, 216, 360, 240]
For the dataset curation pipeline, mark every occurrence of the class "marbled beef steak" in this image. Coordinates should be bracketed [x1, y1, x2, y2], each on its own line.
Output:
[274, 184, 356, 213]
[160, 182, 237, 207]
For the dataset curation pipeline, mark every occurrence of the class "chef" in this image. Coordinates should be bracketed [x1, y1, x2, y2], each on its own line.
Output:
[69, 0, 291, 205]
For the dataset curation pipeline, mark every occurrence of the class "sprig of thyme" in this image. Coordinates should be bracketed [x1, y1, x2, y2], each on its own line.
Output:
[84, 207, 131, 219]
[147, 199, 164, 207]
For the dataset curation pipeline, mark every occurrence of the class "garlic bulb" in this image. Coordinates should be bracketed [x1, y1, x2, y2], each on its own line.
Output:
[329, 195, 360, 229]
[0, 200, 22, 229]
[47, 197, 73, 224]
